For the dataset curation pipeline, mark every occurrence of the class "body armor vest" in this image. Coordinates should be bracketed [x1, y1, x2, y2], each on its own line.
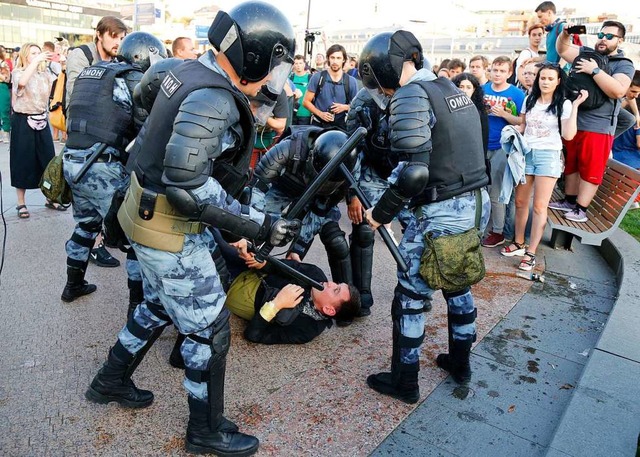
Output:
[411, 78, 489, 206]
[66, 62, 138, 150]
[128, 59, 254, 197]
[362, 104, 395, 179]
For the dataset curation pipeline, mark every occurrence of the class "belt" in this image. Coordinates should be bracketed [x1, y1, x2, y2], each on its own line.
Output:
[64, 153, 118, 163]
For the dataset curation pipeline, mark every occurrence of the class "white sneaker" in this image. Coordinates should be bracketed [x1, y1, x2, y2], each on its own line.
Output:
[549, 199, 575, 212]
[564, 207, 588, 223]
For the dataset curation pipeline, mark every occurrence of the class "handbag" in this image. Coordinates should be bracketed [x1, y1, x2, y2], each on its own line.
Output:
[39, 152, 72, 206]
[419, 191, 485, 292]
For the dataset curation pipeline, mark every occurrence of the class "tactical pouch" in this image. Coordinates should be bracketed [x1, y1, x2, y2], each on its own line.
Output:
[418, 192, 485, 292]
[40, 152, 72, 206]
[118, 173, 204, 253]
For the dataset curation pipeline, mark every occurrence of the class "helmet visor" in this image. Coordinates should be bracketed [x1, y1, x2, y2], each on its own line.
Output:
[148, 46, 165, 67]
[251, 85, 280, 126]
[361, 63, 391, 109]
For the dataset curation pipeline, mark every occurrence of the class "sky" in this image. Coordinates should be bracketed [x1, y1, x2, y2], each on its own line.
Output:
[174, 0, 633, 30]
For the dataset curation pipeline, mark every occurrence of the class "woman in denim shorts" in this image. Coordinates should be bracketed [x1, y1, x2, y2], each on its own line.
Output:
[501, 63, 587, 271]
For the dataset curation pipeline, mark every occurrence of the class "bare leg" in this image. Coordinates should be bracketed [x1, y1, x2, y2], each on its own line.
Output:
[529, 176, 558, 254]
[577, 179, 599, 207]
[563, 172, 580, 196]
[514, 176, 534, 245]
[16, 188, 26, 207]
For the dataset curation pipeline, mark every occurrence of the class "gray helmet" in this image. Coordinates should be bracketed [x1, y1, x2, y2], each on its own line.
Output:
[208, 1, 295, 83]
[117, 32, 167, 72]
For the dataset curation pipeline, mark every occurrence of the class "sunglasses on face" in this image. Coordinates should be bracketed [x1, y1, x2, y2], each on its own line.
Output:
[597, 32, 621, 40]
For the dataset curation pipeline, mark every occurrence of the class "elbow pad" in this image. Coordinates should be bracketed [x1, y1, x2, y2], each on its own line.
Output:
[166, 186, 272, 241]
[372, 162, 429, 224]
[371, 187, 408, 225]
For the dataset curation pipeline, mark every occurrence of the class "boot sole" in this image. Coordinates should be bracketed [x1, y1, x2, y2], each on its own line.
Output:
[85, 387, 153, 409]
[185, 442, 259, 457]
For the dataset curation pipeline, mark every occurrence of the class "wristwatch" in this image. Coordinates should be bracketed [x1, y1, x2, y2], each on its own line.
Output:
[592, 67, 601, 76]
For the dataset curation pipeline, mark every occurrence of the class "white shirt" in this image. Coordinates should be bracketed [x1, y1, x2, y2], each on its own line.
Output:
[523, 98, 572, 150]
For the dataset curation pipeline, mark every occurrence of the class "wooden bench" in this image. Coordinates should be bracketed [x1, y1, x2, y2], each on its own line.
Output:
[548, 158, 640, 250]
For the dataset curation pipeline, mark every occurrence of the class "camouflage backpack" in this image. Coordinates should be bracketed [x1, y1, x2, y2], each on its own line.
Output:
[40, 153, 72, 206]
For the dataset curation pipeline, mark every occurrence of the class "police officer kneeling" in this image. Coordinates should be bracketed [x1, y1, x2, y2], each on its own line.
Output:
[85, 3, 298, 456]
[360, 31, 490, 403]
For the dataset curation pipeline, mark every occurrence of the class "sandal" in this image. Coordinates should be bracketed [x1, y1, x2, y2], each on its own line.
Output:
[45, 200, 68, 211]
[16, 205, 30, 219]
[518, 252, 536, 271]
[501, 241, 526, 257]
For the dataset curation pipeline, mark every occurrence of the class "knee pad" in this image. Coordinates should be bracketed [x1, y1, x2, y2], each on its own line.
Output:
[320, 221, 349, 260]
[350, 222, 375, 248]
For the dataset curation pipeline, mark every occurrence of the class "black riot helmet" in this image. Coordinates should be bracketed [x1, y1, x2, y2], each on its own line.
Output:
[359, 30, 424, 107]
[117, 32, 167, 72]
[208, 1, 296, 84]
[306, 130, 357, 195]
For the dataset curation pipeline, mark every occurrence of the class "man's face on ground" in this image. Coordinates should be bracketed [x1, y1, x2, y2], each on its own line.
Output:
[98, 31, 126, 58]
[328, 52, 345, 72]
[595, 26, 622, 55]
[312, 282, 350, 313]
[490, 62, 511, 85]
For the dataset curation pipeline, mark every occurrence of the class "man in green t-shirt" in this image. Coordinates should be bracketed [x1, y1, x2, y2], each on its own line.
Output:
[290, 54, 312, 125]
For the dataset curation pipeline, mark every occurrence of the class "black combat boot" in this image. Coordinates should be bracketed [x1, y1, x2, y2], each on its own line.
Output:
[186, 397, 258, 456]
[61, 263, 97, 302]
[85, 341, 154, 408]
[367, 363, 420, 404]
[127, 279, 144, 319]
[436, 339, 473, 384]
[169, 333, 186, 369]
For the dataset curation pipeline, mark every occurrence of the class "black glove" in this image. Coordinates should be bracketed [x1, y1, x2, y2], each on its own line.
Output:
[268, 218, 301, 247]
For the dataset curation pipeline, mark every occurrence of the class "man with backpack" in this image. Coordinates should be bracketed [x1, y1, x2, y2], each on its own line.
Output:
[302, 44, 358, 130]
[64, 16, 128, 267]
[550, 20, 635, 223]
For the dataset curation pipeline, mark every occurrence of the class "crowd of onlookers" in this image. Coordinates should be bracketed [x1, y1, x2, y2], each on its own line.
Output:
[1, 1, 639, 272]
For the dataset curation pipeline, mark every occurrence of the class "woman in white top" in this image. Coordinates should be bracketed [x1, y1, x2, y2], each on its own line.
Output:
[501, 63, 587, 271]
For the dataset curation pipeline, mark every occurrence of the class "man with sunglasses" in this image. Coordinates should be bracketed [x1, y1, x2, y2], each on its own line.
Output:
[551, 21, 635, 223]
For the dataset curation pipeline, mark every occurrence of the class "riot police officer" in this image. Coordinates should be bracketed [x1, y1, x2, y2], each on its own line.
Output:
[360, 31, 491, 403]
[250, 127, 357, 321]
[345, 88, 414, 316]
[85, 3, 298, 456]
[61, 31, 166, 304]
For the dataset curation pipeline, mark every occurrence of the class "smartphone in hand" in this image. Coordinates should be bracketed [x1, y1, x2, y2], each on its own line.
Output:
[566, 25, 586, 35]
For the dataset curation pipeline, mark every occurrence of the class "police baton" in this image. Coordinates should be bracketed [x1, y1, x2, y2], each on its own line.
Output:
[72, 142, 109, 184]
[246, 242, 324, 291]
[253, 126, 368, 263]
[338, 163, 409, 272]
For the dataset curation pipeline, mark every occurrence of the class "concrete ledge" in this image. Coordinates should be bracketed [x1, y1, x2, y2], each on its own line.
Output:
[546, 228, 640, 456]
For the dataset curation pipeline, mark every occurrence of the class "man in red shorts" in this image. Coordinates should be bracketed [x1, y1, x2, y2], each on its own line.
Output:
[551, 20, 635, 222]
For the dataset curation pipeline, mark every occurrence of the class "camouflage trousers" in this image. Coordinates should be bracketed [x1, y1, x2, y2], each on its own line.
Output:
[394, 188, 491, 365]
[262, 185, 341, 257]
[356, 164, 413, 232]
[62, 145, 137, 277]
[119, 230, 226, 400]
